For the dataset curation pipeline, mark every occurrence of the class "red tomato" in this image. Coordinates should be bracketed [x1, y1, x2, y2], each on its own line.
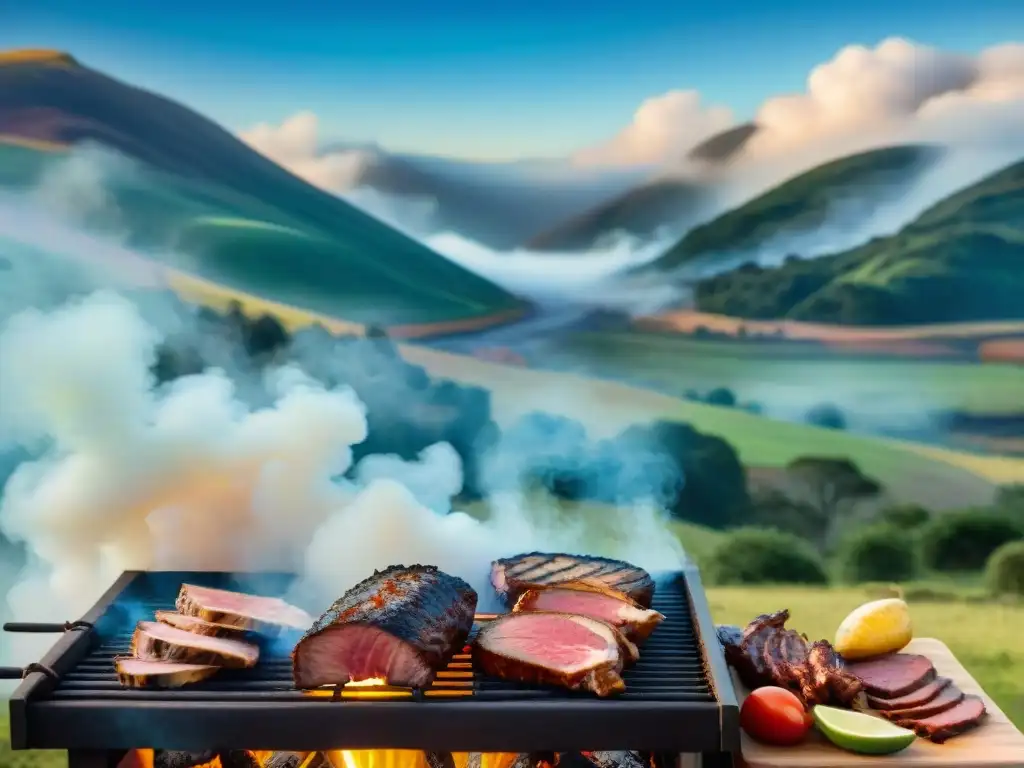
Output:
[740, 687, 812, 746]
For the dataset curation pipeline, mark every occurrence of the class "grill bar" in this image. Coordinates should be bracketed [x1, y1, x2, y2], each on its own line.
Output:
[8, 567, 740, 753]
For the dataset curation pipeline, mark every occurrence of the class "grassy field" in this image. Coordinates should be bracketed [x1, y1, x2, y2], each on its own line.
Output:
[544, 331, 1024, 415]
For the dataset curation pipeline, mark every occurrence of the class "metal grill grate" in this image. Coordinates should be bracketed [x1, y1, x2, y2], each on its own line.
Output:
[8, 569, 739, 754]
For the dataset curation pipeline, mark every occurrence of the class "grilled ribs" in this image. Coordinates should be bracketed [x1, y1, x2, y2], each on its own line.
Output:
[718, 611, 864, 709]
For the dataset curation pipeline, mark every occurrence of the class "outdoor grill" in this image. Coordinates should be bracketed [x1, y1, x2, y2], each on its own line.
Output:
[3, 566, 740, 768]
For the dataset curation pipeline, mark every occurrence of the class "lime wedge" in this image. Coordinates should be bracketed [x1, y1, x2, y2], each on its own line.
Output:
[813, 706, 917, 755]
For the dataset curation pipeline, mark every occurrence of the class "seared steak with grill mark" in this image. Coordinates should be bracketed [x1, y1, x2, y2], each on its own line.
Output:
[514, 581, 664, 641]
[132, 621, 260, 668]
[847, 653, 936, 698]
[155, 610, 251, 639]
[292, 564, 477, 690]
[114, 657, 220, 688]
[893, 694, 988, 743]
[474, 611, 630, 697]
[176, 584, 312, 635]
[868, 676, 952, 710]
[492, 553, 655, 607]
[880, 685, 964, 721]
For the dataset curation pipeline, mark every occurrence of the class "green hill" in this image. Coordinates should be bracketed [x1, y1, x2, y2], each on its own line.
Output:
[642, 145, 942, 273]
[0, 52, 525, 326]
[692, 157, 1024, 325]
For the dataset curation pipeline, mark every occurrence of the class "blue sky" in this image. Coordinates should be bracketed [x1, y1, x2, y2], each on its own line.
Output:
[5, 0, 1023, 159]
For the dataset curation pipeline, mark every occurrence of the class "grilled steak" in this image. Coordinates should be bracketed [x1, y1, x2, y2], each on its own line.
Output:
[492, 553, 655, 607]
[114, 657, 220, 688]
[176, 584, 312, 635]
[155, 611, 251, 639]
[847, 653, 936, 698]
[880, 685, 965, 721]
[292, 564, 477, 690]
[868, 676, 952, 710]
[513, 581, 665, 641]
[132, 621, 260, 668]
[806, 640, 863, 707]
[729, 610, 790, 689]
[153, 752, 217, 768]
[894, 694, 988, 743]
[473, 611, 630, 697]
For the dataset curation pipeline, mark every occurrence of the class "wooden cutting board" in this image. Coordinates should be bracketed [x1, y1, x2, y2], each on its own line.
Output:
[735, 637, 1024, 768]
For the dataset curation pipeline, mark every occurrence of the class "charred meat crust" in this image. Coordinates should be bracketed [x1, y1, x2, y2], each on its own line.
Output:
[292, 564, 477, 688]
[492, 552, 655, 607]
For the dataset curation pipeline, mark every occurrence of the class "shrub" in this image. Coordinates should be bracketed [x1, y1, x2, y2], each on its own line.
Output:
[705, 387, 737, 407]
[704, 527, 829, 585]
[805, 403, 847, 430]
[920, 510, 1024, 572]
[877, 504, 931, 530]
[985, 540, 1024, 596]
[749, 490, 829, 547]
[838, 524, 920, 583]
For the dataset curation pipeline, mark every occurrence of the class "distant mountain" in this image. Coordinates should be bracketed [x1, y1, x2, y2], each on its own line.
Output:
[690, 156, 1024, 325]
[519, 124, 762, 253]
[0, 51, 525, 327]
[334, 148, 645, 249]
[523, 178, 708, 252]
[639, 145, 943, 274]
[687, 123, 759, 164]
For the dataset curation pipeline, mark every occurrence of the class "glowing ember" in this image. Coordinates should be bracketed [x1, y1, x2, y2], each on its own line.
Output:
[345, 678, 388, 687]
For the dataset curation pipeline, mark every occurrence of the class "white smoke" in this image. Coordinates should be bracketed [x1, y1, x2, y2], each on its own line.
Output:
[0, 290, 686, 669]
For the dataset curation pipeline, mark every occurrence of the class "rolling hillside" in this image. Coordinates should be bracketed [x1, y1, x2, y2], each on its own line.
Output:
[339, 147, 643, 249]
[639, 144, 943, 274]
[691, 156, 1024, 325]
[0, 50, 525, 327]
[523, 177, 708, 251]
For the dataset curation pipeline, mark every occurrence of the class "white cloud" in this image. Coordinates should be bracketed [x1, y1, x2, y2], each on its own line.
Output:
[239, 111, 371, 191]
[571, 90, 735, 167]
[576, 38, 1024, 169]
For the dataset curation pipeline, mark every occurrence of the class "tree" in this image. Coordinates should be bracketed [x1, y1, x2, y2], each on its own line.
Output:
[705, 387, 737, 407]
[749, 489, 830, 548]
[805, 403, 847, 430]
[785, 457, 882, 539]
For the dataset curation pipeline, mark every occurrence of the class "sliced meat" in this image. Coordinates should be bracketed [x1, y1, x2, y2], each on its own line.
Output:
[292, 564, 477, 690]
[114, 657, 220, 688]
[492, 553, 655, 607]
[513, 581, 665, 641]
[132, 621, 259, 668]
[176, 584, 312, 634]
[735, 610, 790, 689]
[847, 653, 936, 698]
[869, 676, 953, 711]
[894, 694, 988, 743]
[152, 752, 217, 768]
[764, 630, 811, 701]
[474, 611, 629, 697]
[155, 610, 250, 639]
[881, 686, 965, 721]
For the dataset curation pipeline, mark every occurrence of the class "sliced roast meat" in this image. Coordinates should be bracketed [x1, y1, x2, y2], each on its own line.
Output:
[292, 564, 477, 690]
[846, 653, 936, 698]
[894, 694, 988, 743]
[473, 611, 630, 697]
[880, 685, 965, 721]
[513, 581, 665, 641]
[734, 610, 791, 689]
[115, 657, 220, 688]
[155, 610, 250, 639]
[176, 584, 312, 635]
[152, 752, 217, 768]
[806, 640, 863, 707]
[492, 552, 655, 607]
[868, 676, 952, 711]
[132, 620, 260, 668]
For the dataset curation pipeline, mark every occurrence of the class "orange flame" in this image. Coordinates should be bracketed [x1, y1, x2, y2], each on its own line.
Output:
[122, 749, 533, 768]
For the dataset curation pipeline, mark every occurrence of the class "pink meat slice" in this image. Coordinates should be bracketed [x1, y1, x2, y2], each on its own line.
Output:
[513, 583, 664, 641]
[176, 584, 313, 633]
[133, 620, 260, 668]
[846, 653, 936, 698]
[868, 676, 952, 711]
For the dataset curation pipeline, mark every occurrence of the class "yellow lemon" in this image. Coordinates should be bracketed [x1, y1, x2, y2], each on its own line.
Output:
[834, 598, 913, 660]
